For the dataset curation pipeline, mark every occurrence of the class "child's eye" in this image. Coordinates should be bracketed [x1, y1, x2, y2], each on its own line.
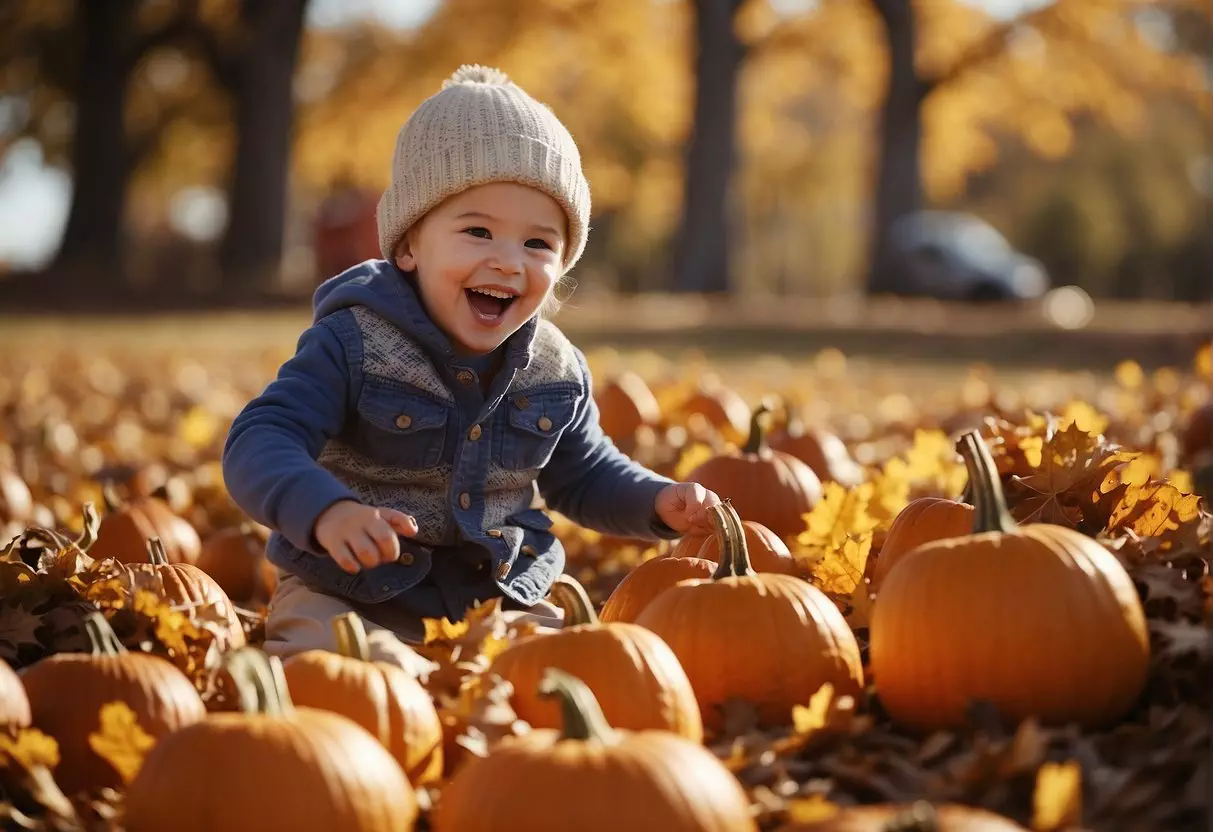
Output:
[463, 227, 491, 239]
[525, 238, 553, 250]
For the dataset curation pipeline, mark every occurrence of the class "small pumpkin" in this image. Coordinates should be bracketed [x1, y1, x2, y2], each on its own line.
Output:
[490, 575, 703, 742]
[282, 612, 443, 785]
[685, 404, 822, 538]
[90, 484, 201, 565]
[634, 502, 863, 733]
[769, 405, 864, 488]
[595, 371, 663, 446]
[679, 379, 752, 444]
[697, 517, 797, 576]
[0, 657, 31, 728]
[196, 524, 276, 604]
[599, 551, 717, 624]
[870, 431, 1151, 732]
[432, 668, 756, 832]
[20, 612, 206, 794]
[123, 647, 418, 832]
[867, 496, 974, 590]
[776, 800, 1028, 831]
[116, 538, 245, 651]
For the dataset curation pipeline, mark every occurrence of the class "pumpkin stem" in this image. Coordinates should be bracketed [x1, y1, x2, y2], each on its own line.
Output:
[100, 482, 124, 514]
[146, 537, 170, 565]
[331, 612, 373, 662]
[82, 612, 127, 656]
[709, 501, 757, 580]
[955, 431, 1017, 535]
[547, 575, 599, 626]
[741, 403, 771, 455]
[224, 647, 294, 716]
[76, 502, 101, 552]
[537, 667, 619, 745]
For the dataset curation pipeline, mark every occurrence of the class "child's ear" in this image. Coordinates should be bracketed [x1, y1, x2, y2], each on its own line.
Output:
[393, 235, 418, 272]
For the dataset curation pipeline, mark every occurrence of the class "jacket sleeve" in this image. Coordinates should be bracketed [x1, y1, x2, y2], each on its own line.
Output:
[221, 318, 361, 553]
[536, 348, 679, 541]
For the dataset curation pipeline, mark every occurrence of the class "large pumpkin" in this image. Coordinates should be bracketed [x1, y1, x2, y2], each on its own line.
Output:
[282, 612, 443, 786]
[634, 502, 863, 733]
[115, 538, 245, 651]
[20, 612, 206, 795]
[490, 575, 702, 742]
[90, 485, 201, 565]
[870, 431, 1151, 732]
[599, 552, 717, 624]
[867, 496, 974, 590]
[685, 404, 822, 538]
[123, 647, 418, 832]
[776, 801, 1028, 831]
[0, 657, 31, 728]
[432, 668, 756, 832]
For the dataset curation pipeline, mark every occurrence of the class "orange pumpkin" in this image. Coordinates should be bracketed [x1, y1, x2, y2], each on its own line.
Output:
[20, 612, 207, 794]
[91, 485, 201, 565]
[685, 404, 822, 538]
[867, 496, 974, 590]
[196, 524, 276, 604]
[599, 552, 717, 624]
[634, 502, 863, 733]
[490, 575, 703, 742]
[775, 800, 1028, 831]
[0, 657, 31, 728]
[282, 612, 443, 785]
[116, 538, 246, 651]
[124, 648, 418, 832]
[870, 431, 1151, 732]
[679, 381, 751, 444]
[769, 406, 864, 488]
[697, 518, 797, 575]
[432, 669, 756, 832]
[595, 371, 662, 445]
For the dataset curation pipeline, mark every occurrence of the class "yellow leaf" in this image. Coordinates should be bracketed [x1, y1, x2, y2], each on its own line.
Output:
[423, 616, 471, 644]
[673, 441, 714, 481]
[792, 682, 834, 737]
[1058, 400, 1108, 436]
[1196, 341, 1211, 380]
[1032, 760, 1082, 831]
[784, 793, 841, 824]
[0, 727, 60, 771]
[797, 482, 879, 551]
[177, 405, 219, 449]
[810, 533, 872, 596]
[1167, 469, 1194, 494]
[88, 701, 156, 784]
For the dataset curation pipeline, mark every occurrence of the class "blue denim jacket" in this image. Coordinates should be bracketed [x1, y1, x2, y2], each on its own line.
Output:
[221, 260, 677, 620]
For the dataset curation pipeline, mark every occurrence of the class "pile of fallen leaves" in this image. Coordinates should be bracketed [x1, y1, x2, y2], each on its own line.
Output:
[0, 336, 1209, 831]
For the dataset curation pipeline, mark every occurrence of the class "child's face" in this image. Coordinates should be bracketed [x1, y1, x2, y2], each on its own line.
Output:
[395, 182, 567, 355]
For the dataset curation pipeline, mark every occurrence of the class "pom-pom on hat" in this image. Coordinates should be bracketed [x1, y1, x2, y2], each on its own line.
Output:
[376, 64, 591, 273]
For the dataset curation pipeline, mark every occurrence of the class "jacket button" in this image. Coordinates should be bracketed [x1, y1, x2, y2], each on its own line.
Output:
[467, 424, 482, 441]
[496, 561, 511, 581]
[536, 416, 552, 432]
[459, 492, 471, 510]
[514, 395, 530, 409]
[397, 551, 414, 566]
[486, 529, 502, 538]
[456, 370, 475, 386]
[395, 414, 412, 429]
[521, 544, 537, 557]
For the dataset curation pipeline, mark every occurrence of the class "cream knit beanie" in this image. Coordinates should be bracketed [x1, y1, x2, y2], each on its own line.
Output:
[376, 65, 591, 273]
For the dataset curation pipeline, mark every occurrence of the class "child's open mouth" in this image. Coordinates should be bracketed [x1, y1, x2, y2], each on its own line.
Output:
[465, 287, 518, 324]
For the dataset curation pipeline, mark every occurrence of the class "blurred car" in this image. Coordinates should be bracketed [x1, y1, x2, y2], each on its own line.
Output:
[886, 211, 1050, 302]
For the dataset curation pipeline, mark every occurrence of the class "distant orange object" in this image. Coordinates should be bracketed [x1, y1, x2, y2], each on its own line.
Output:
[313, 184, 380, 281]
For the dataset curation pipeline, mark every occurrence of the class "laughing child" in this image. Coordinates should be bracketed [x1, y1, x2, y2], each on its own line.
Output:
[221, 65, 721, 666]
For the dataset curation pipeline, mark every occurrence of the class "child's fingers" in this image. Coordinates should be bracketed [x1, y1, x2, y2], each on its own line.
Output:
[349, 532, 383, 570]
[367, 517, 402, 563]
[384, 510, 419, 537]
[328, 541, 362, 574]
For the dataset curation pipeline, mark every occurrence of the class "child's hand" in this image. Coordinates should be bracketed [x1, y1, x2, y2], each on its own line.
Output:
[314, 500, 419, 574]
[654, 482, 722, 535]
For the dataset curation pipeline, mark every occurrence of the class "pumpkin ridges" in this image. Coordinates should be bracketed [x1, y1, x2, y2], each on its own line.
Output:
[869, 497, 975, 589]
[598, 556, 717, 623]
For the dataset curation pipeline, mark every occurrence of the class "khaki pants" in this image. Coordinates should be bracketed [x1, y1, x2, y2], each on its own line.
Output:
[262, 571, 565, 672]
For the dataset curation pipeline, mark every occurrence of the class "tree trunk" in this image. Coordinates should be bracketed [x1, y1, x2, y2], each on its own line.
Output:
[52, 0, 135, 286]
[867, 0, 925, 295]
[669, 0, 744, 294]
[218, 0, 308, 295]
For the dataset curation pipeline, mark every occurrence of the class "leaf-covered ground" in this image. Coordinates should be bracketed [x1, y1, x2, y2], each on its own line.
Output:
[0, 332, 1209, 831]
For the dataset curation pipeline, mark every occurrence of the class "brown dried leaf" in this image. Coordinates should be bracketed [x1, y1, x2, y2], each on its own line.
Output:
[1152, 619, 1211, 661]
[1008, 422, 1132, 529]
[0, 605, 43, 662]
